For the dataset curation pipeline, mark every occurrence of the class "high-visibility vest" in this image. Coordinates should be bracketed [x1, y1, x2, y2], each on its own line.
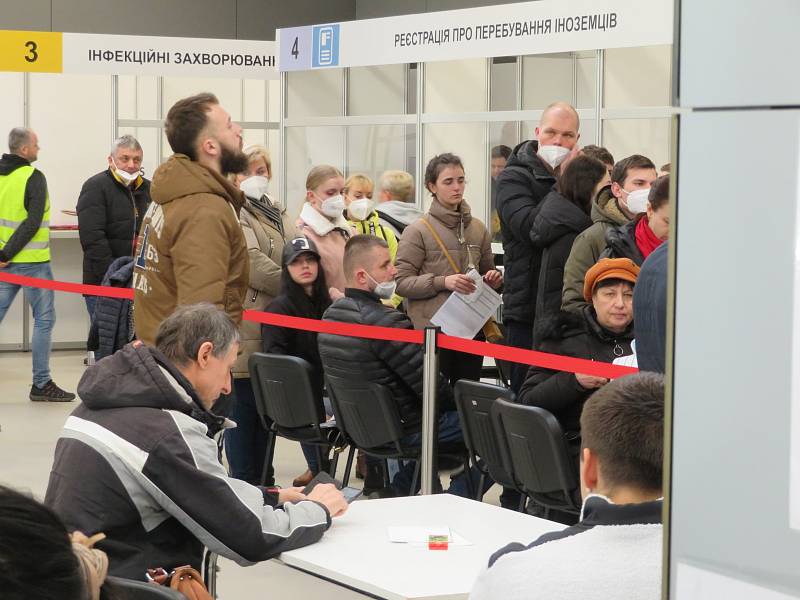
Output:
[0, 166, 50, 263]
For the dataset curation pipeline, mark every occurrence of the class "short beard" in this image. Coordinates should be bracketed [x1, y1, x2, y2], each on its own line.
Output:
[219, 144, 249, 176]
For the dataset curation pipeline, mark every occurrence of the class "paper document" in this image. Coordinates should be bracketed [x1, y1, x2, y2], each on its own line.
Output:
[387, 526, 472, 546]
[430, 270, 502, 339]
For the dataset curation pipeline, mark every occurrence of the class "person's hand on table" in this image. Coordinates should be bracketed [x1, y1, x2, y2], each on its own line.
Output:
[483, 270, 503, 289]
[575, 373, 608, 390]
[307, 483, 348, 518]
[445, 274, 477, 294]
[278, 487, 307, 504]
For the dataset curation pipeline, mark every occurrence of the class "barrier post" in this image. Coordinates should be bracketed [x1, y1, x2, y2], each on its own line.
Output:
[420, 326, 440, 495]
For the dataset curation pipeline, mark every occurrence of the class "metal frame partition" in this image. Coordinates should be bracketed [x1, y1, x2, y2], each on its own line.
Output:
[278, 50, 677, 227]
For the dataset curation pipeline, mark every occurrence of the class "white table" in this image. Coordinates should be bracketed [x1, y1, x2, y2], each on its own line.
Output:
[278, 494, 561, 600]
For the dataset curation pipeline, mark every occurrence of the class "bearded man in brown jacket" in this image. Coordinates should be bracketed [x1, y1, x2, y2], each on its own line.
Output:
[133, 93, 249, 347]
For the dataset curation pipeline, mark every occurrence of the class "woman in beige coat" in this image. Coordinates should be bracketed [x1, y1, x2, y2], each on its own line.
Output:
[396, 153, 503, 386]
[227, 145, 296, 486]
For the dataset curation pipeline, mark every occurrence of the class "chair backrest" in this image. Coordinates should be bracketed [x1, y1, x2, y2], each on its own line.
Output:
[453, 380, 517, 489]
[249, 353, 324, 430]
[326, 374, 404, 450]
[106, 576, 185, 599]
[493, 398, 581, 513]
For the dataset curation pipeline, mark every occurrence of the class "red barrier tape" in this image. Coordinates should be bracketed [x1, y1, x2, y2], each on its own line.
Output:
[0, 271, 135, 299]
[0, 271, 636, 378]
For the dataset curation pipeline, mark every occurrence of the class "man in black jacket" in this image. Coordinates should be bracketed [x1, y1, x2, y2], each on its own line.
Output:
[77, 134, 151, 317]
[318, 235, 476, 497]
[495, 101, 580, 394]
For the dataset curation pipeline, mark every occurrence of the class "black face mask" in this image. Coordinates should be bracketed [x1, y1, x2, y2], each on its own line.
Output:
[219, 144, 249, 176]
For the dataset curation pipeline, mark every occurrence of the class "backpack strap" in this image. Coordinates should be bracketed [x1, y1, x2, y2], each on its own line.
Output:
[421, 218, 461, 275]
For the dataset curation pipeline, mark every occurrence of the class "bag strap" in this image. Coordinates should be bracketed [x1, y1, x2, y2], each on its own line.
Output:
[421, 218, 461, 275]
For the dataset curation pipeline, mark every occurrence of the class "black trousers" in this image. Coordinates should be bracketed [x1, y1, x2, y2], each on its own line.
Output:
[504, 320, 533, 395]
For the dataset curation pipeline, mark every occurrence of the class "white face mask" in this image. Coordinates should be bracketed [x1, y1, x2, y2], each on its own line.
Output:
[113, 162, 140, 185]
[367, 272, 397, 300]
[320, 194, 346, 218]
[624, 188, 650, 214]
[240, 175, 270, 201]
[538, 145, 570, 169]
[348, 198, 374, 221]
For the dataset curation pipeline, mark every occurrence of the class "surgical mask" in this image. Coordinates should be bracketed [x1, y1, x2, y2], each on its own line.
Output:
[348, 198, 374, 221]
[113, 162, 140, 185]
[367, 272, 396, 300]
[240, 175, 270, 201]
[538, 145, 570, 169]
[624, 188, 650, 214]
[320, 194, 346, 218]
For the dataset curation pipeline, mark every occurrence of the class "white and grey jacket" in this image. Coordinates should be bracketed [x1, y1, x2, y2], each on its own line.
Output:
[470, 495, 663, 600]
[45, 342, 331, 580]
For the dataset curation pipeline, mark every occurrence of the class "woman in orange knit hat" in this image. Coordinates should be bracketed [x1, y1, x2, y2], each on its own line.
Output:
[517, 257, 639, 486]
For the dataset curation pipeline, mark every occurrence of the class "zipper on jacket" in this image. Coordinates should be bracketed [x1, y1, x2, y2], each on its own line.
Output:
[613, 341, 624, 357]
[251, 289, 258, 303]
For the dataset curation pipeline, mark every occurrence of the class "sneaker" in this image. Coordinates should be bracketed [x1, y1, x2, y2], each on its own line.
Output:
[30, 380, 76, 402]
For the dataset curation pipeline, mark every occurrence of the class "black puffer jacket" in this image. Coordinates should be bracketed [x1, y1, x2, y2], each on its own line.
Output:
[495, 140, 557, 325]
[262, 292, 328, 409]
[530, 191, 592, 329]
[518, 308, 634, 433]
[87, 256, 134, 359]
[602, 215, 645, 266]
[77, 170, 151, 285]
[318, 288, 453, 433]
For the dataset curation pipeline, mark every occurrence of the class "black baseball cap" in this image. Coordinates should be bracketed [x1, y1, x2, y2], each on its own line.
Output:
[282, 237, 320, 266]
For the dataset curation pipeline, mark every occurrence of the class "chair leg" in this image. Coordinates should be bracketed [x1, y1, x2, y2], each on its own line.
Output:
[476, 473, 486, 502]
[260, 431, 276, 486]
[383, 460, 391, 487]
[517, 493, 526, 512]
[342, 446, 356, 487]
[329, 447, 340, 478]
[314, 445, 324, 475]
[463, 456, 475, 499]
[410, 460, 421, 496]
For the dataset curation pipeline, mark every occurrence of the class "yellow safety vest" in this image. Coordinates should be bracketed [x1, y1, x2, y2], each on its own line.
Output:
[0, 166, 50, 262]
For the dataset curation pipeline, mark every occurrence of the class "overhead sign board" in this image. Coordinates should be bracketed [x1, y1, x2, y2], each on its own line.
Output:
[278, 0, 673, 72]
[0, 30, 277, 79]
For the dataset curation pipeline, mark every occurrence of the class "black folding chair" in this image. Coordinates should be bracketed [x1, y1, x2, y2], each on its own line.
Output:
[493, 398, 582, 516]
[326, 374, 470, 496]
[249, 353, 352, 485]
[106, 576, 185, 599]
[454, 380, 526, 507]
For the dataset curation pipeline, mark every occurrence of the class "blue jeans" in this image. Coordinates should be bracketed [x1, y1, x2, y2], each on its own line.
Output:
[385, 411, 491, 498]
[225, 378, 272, 485]
[0, 262, 55, 387]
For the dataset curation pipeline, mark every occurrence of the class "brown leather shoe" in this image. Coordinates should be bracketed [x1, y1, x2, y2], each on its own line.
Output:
[292, 469, 314, 487]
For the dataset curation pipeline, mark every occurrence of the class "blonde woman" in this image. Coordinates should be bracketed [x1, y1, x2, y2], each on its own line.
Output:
[344, 173, 402, 307]
[297, 165, 353, 294]
[226, 145, 296, 485]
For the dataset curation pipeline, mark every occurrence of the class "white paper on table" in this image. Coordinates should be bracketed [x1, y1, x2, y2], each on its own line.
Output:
[387, 526, 472, 546]
[430, 272, 502, 339]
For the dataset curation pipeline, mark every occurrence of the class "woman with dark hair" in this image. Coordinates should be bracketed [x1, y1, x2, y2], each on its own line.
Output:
[531, 154, 609, 327]
[395, 153, 503, 386]
[602, 174, 670, 265]
[0, 485, 111, 600]
[262, 236, 333, 487]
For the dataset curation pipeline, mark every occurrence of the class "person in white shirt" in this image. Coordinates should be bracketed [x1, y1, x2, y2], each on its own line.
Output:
[471, 371, 665, 600]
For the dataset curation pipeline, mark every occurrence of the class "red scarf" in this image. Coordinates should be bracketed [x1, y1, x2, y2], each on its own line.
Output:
[635, 216, 663, 259]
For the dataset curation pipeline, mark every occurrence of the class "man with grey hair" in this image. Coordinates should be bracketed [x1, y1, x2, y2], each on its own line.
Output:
[374, 169, 422, 237]
[77, 134, 151, 317]
[46, 302, 347, 580]
[0, 127, 74, 401]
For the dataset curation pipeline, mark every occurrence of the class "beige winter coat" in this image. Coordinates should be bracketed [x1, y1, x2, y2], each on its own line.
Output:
[233, 198, 297, 378]
[395, 198, 495, 329]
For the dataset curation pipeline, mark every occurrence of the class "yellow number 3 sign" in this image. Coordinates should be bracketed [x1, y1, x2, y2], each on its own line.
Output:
[0, 30, 63, 73]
